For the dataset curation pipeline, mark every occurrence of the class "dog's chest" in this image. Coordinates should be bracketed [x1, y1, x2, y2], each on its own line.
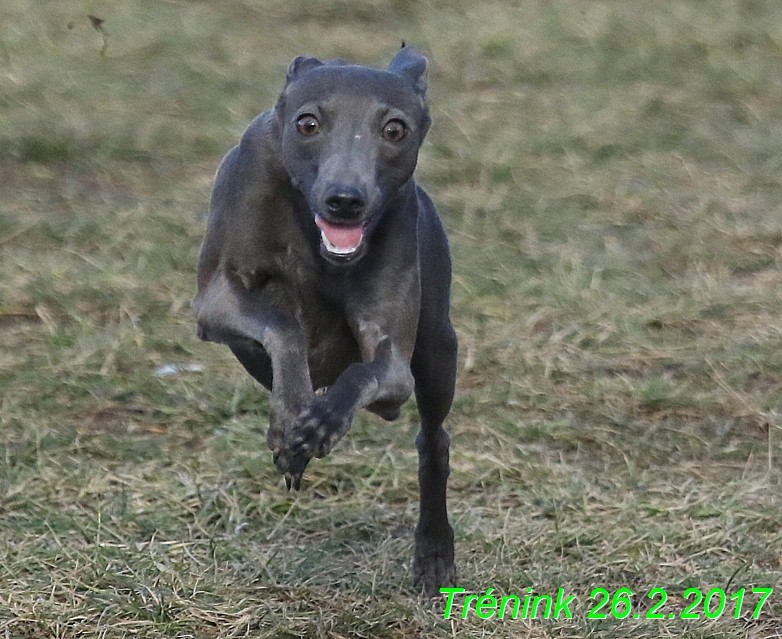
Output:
[255, 256, 365, 388]
[299, 300, 361, 389]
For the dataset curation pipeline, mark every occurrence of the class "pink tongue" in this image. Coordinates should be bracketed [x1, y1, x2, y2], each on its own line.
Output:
[315, 216, 363, 249]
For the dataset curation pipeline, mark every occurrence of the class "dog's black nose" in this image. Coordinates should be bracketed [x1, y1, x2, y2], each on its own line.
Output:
[324, 187, 366, 220]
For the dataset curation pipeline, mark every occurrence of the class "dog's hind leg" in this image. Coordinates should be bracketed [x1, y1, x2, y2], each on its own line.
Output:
[411, 319, 458, 596]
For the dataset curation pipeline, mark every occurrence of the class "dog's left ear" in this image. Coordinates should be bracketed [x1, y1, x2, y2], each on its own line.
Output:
[286, 56, 324, 84]
[388, 45, 428, 97]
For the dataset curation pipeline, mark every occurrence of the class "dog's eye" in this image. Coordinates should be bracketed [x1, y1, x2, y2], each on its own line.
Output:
[382, 119, 407, 142]
[296, 114, 320, 137]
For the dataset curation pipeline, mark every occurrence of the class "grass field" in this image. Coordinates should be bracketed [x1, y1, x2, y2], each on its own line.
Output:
[2, 0, 782, 637]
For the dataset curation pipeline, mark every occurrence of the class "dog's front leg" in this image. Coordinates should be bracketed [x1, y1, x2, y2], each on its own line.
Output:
[192, 272, 316, 488]
[277, 329, 414, 476]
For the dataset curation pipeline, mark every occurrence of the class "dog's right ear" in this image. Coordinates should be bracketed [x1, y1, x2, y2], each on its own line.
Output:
[286, 56, 324, 84]
[388, 45, 428, 97]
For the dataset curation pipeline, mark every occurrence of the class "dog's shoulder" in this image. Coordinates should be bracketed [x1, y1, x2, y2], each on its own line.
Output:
[238, 110, 278, 152]
[199, 109, 295, 281]
[227, 110, 285, 177]
[415, 182, 436, 216]
[208, 111, 277, 194]
[209, 109, 288, 211]
[414, 182, 451, 274]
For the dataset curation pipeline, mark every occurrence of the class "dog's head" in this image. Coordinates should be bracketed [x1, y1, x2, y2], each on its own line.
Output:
[275, 46, 431, 266]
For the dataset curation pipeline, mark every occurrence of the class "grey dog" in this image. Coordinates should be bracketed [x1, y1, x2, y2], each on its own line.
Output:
[192, 45, 457, 594]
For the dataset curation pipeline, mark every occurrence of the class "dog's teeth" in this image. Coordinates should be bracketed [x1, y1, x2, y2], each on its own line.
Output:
[320, 231, 361, 255]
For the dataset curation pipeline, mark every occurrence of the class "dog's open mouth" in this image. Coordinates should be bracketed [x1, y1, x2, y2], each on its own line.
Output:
[314, 215, 364, 256]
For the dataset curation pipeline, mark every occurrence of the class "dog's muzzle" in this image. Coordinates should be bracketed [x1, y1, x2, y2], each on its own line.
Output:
[315, 215, 365, 256]
[315, 185, 369, 258]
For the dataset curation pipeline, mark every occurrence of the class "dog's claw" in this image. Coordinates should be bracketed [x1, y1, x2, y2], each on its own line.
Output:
[283, 473, 302, 491]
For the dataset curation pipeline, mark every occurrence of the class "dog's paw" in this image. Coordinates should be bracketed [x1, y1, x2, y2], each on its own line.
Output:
[267, 402, 300, 454]
[291, 396, 353, 459]
[269, 408, 310, 490]
[272, 395, 354, 490]
[413, 526, 456, 597]
[272, 446, 311, 491]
